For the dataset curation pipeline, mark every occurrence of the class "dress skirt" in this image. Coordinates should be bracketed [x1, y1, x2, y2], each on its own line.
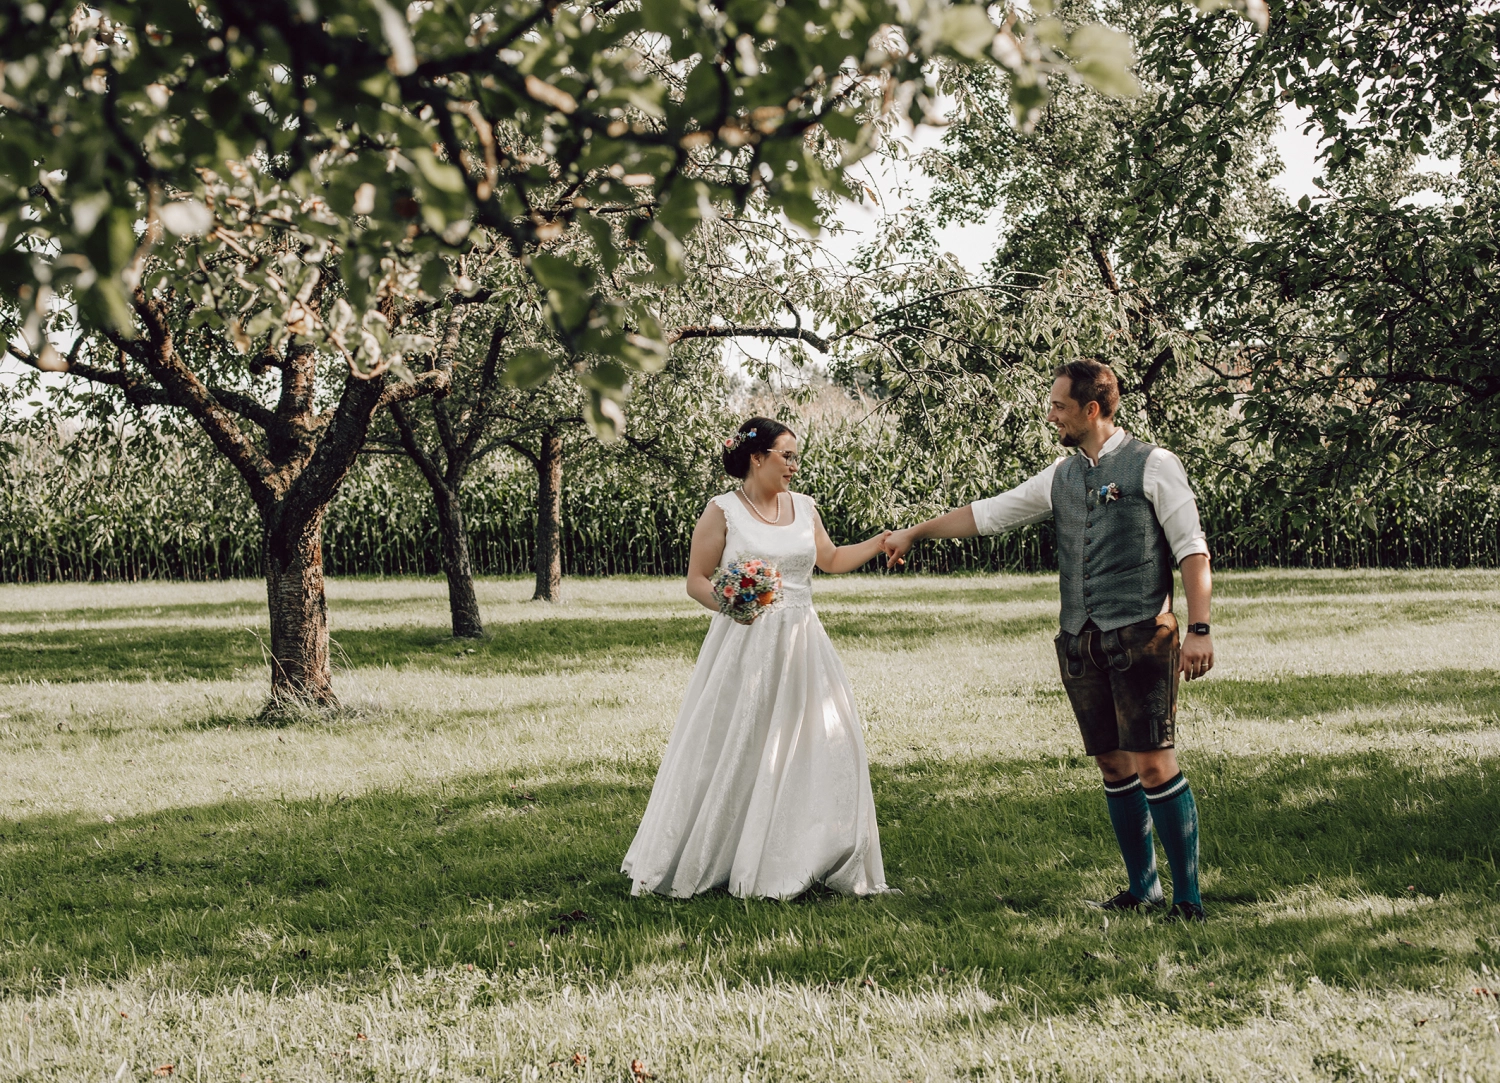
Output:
[621, 603, 887, 899]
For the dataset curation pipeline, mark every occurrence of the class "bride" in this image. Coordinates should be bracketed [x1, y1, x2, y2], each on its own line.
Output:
[622, 417, 894, 899]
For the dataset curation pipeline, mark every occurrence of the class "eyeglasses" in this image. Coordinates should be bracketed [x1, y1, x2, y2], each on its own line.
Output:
[769, 449, 801, 467]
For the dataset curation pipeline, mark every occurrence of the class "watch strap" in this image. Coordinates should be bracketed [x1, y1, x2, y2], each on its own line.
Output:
[1186, 622, 1211, 635]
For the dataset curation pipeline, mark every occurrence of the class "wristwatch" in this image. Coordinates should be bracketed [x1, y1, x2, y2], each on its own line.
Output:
[1186, 622, 1211, 636]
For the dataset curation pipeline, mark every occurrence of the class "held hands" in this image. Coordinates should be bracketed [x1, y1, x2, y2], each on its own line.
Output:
[1180, 633, 1214, 681]
[882, 528, 917, 569]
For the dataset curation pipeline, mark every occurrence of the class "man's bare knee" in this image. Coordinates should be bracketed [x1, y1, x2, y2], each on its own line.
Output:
[1094, 750, 1135, 782]
[1131, 749, 1180, 788]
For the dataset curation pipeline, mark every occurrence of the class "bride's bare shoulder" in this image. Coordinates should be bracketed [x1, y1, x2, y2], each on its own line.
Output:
[698, 495, 730, 525]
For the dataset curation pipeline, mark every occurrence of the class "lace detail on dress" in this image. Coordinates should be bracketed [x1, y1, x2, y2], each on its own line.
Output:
[715, 492, 816, 609]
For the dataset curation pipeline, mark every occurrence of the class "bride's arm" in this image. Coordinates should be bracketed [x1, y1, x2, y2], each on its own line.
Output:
[813, 507, 891, 575]
[685, 501, 729, 613]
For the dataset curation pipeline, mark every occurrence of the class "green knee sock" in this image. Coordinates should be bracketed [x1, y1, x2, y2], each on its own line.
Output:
[1144, 772, 1201, 908]
[1104, 775, 1162, 904]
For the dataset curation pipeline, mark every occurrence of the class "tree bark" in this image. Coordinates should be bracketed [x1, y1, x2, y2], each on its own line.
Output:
[387, 395, 486, 639]
[21, 273, 450, 718]
[251, 370, 445, 710]
[533, 428, 563, 602]
[435, 485, 485, 637]
[263, 506, 336, 708]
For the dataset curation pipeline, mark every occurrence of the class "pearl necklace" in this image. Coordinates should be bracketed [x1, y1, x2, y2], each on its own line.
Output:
[739, 489, 784, 525]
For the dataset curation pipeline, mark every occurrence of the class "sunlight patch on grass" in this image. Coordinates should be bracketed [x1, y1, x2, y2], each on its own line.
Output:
[2, 970, 1496, 1082]
[0, 660, 689, 818]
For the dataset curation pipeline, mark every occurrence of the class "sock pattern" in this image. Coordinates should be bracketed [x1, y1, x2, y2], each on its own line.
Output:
[1103, 774, 1162, 904]
[1145, 772, 1201, 907]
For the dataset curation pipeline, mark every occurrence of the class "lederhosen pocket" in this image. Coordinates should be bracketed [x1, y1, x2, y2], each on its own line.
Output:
[1112, 617, 1177, 748]
[1056, 630, 1085, 677]
[1100, 628, 1132, 672]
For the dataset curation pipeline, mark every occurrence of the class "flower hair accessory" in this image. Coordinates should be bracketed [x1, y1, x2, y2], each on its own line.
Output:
[723, 428, 757, 451]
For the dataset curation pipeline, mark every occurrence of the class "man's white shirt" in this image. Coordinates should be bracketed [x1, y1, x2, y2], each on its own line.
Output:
[970, 430, 1210, 565]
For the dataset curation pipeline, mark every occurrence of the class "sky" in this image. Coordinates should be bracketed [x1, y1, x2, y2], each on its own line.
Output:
[817, 103, 1331, 278]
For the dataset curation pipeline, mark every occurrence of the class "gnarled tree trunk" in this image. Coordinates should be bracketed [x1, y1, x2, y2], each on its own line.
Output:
[434, 485, 484, 637]
[533, 427, 563, 602]
[263, 507, 336, 707]
[21, 263, 448, 718]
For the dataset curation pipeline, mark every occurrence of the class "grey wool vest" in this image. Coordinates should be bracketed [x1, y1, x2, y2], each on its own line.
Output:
[1051, 434, 1175, 635]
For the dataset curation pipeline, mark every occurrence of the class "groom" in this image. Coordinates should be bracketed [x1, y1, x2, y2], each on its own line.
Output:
[883, 359, 1213, 922]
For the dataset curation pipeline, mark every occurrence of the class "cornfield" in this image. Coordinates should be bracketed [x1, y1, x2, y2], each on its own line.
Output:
[2, 422, 1496, 583]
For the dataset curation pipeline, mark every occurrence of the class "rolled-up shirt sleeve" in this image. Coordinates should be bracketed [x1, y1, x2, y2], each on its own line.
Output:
[1143, 449, 1210, 564]
[970, 460, 1061, 535]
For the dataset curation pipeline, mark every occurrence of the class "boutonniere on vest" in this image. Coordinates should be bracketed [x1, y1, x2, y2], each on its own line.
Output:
[1095, 482, 1121, 504]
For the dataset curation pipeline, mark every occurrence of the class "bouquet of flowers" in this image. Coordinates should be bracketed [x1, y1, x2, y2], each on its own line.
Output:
[712, 558, 782, 623]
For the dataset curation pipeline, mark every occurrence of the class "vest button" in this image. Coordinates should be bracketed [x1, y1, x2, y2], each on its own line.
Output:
[1086, 520, 1093, 527]
[1084, 573, 1090, 580]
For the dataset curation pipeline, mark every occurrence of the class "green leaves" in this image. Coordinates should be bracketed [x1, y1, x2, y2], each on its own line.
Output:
[501, 349, 558, 390]
[1191, 0, 1270, 34]
[158, 200, 213, 238]
[528, 254, 593, 295]
[1068, 25, 1140, 99]
[584, 389, 628, 443]
[939, 6, 1001, 61]
[0, 0, 1250, 438]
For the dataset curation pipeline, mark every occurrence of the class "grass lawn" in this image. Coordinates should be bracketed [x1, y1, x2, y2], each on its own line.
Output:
[0, 569, 1497, 1081]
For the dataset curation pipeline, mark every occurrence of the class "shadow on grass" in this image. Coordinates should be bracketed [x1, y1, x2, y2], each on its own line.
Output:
[0, 600, 274, 625]
[0, 613, 1057, 684]
[815, 582, 1060, 608]
[1, 750, 1495, 1018]
[0, 579, 1060, 626]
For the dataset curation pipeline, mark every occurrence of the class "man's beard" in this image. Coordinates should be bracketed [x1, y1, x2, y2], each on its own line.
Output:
[1058, 430, 1081, 448]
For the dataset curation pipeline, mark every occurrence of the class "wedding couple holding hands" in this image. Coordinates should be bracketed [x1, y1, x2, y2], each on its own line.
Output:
[622, 360, 1214, 922]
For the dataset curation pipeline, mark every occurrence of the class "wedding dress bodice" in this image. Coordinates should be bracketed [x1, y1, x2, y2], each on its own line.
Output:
[713, 491, 817, 609]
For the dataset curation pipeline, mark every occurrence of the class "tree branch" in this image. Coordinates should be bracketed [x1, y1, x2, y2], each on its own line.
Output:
[1089, 235, 1121, 295]
[380, 369, 452, 408]
[429, 306, 468, 463]
[669, 325, 830, 352]
[127, 297, 276, 502]
[389, 401, 449, 495]
[500, 437, 542, 470]
[8, 343, 289, 439]
[406, 288, 496, 320]
[275, 369, 450, 537]
[454, 319, 512, 476]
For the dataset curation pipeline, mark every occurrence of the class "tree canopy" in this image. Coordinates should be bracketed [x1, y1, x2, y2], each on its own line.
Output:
[837, 0, 1500, 523]
[0, 0, 1210, 428]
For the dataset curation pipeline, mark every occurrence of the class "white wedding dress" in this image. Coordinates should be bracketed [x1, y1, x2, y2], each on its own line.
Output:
[621, 491, 888, 899]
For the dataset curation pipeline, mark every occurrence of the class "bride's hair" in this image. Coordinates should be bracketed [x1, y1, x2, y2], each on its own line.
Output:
[722, 417, 795, 479]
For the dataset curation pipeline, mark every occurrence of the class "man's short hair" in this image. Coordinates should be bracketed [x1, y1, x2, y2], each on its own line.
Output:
[1053, 359, 1120, 419]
